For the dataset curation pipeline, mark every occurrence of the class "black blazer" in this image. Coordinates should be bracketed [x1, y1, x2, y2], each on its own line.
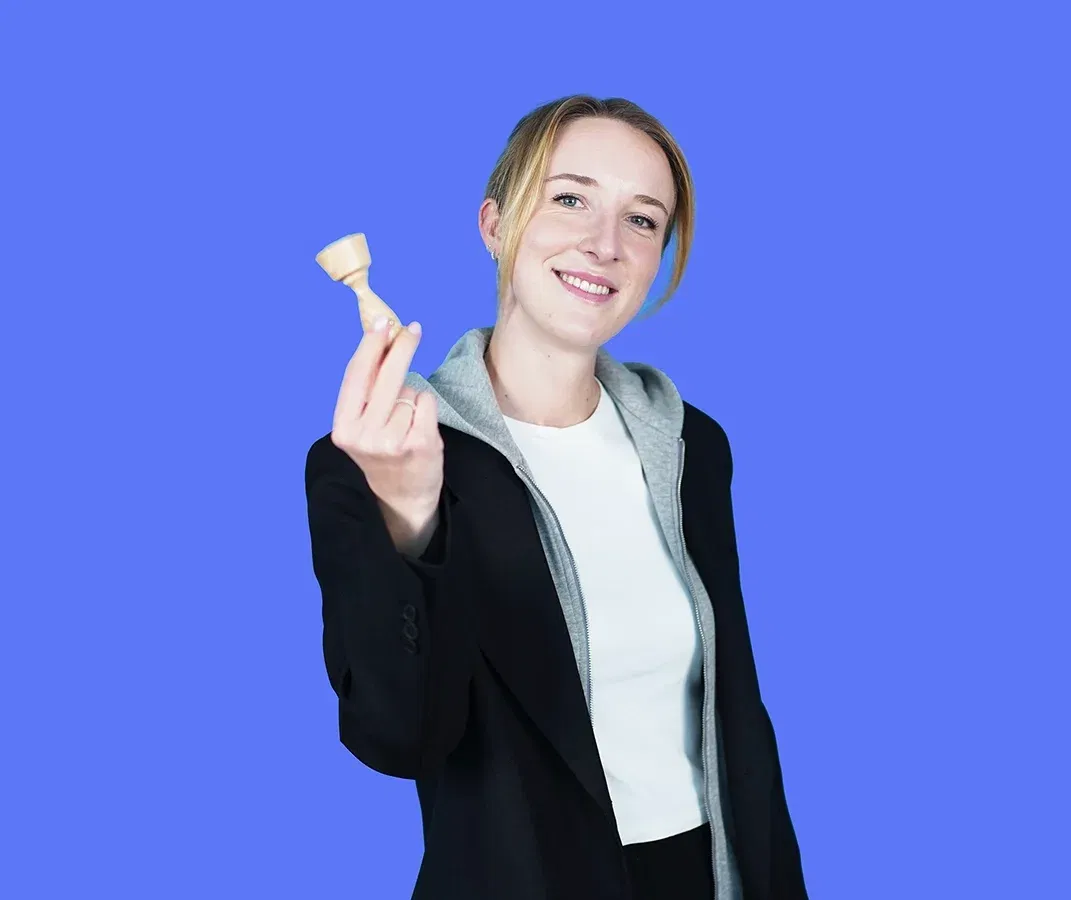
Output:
[304, 402, 808, 899]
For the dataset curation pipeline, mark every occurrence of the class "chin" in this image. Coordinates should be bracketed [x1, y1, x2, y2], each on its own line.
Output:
[507, 268, 634, 349]
[544, 313, 626, 352]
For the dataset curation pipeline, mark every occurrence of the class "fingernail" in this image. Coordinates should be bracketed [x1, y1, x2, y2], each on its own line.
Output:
[373, 316, 388, 332]
[408, 321, 422, 335]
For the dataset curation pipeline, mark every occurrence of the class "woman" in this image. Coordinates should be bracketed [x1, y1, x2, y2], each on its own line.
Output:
[305, 95, 809, 900]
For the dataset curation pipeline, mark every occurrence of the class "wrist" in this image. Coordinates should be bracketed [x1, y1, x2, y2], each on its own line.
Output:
[380, 497, 440, 556]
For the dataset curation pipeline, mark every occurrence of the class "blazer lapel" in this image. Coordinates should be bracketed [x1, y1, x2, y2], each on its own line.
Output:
[444, 433, 617, 824]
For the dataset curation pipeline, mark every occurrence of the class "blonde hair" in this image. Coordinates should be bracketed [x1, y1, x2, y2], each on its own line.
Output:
[484, 95, 696, 314]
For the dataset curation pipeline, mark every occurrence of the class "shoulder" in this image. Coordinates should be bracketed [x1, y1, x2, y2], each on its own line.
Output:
[681, 400, 735, 480]
[681, 401, 730, 446]
[612, 352, 736, 474]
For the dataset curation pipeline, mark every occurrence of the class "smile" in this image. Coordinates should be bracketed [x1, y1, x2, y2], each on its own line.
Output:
[553, 269, 617, 299]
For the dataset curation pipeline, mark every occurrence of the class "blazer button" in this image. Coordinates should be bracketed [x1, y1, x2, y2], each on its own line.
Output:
[402, 621, 419, 641]
[403, 636, 418, 655]
[401, 604, 417, 623]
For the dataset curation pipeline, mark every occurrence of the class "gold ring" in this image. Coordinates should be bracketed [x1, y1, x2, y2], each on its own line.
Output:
[394, 398, 417, 413]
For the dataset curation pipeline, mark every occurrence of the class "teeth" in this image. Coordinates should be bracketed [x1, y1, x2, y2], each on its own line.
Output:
[558, 271, 611, 295]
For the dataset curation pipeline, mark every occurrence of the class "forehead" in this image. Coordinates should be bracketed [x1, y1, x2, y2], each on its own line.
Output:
[548, 118, 675, 205]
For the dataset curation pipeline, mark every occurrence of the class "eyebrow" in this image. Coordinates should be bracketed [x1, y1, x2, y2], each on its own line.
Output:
[544, 173, 670, 217]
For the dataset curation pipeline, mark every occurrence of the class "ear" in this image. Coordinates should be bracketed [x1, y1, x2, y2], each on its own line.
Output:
[478, 198, 502, 254]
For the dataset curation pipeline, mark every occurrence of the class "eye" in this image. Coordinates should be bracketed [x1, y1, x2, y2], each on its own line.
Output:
[553, 193, 658, 231]
[629, 214, 658, 230]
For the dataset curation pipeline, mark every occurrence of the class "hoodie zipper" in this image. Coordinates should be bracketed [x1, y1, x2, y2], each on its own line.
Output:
[514, 464, 594, 723]
[515, 445, 717, 897]
[515, 462, 639, 890]
[676, 438, 719, 900]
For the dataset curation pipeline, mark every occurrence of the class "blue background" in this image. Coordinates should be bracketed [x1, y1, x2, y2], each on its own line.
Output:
[3, 1, 1068, 897]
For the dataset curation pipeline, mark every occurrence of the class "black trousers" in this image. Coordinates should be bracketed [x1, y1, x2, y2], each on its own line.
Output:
[623, 823, 715, 899]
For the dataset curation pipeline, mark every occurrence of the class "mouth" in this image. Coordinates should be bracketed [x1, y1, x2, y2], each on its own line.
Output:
[553, 269, 618, 303]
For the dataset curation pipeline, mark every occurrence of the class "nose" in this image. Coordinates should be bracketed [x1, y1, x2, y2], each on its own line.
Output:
[576, 209, 621, 262]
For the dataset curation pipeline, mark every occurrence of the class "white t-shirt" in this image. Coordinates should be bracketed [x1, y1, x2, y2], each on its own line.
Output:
[503, 379, 707, 845]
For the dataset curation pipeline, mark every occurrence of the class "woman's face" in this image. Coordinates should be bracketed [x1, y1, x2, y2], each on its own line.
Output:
[486, 117, 677, 352]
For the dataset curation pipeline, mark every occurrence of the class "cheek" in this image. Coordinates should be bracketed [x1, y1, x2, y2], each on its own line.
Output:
[623, 241, 663, 286]
[521, 212, 586, 254]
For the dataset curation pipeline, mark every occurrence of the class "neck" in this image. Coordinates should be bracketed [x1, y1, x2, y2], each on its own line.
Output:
[485, 320, 601, 428]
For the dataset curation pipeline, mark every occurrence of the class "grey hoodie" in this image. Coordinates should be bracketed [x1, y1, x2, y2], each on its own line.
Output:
[405, 327, 743, 900]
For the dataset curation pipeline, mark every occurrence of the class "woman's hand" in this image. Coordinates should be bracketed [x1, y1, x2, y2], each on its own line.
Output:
[331, 317, 444, 553]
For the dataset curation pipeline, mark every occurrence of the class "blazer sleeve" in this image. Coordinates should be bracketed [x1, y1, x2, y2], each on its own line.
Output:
[304, 435, 478, 780]
[694, 406, 810, 898]
[719, 423, 808, 896]
[763, 702, 809, 899]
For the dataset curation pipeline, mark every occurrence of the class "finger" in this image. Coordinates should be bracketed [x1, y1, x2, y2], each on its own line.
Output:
[380, 386, 419, 449]
[404, 390, 440, 450]
[334, 318, 394, 426]
[364, 321, 421, 426]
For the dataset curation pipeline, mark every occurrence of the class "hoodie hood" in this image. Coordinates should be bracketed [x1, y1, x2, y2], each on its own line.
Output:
[404, 326, 685, 467]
